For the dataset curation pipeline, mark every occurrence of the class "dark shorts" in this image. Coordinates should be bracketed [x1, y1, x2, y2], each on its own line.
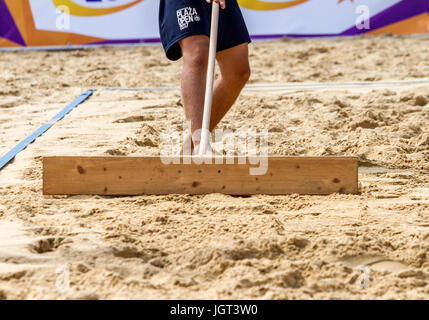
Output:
[159, 0, 251, 61]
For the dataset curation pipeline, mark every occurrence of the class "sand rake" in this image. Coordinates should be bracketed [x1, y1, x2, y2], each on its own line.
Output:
[42, 2, 358, 196]
[199, 1, 220, 156]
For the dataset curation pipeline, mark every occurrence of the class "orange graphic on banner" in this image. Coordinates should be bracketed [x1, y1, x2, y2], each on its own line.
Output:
[369, 13, 429, 35]
[238, 0, 309, 11]
[4, 0, 106, 46]
[4, 0, 29, 43]
[53, 0, 145, 17]
[238, 0, 354, 11]
[0, 37, 22, 47]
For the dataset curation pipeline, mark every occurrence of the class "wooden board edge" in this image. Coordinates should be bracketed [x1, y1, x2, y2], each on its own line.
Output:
[42, 156, 359, 196]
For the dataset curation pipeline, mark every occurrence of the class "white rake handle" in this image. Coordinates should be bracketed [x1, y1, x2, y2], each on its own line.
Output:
[199, 1, 219, 156]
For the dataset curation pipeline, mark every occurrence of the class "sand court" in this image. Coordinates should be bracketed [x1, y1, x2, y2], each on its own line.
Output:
[0, 36, 428, 299]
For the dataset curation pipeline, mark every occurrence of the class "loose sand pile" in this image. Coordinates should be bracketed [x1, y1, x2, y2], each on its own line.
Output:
[0, 35, 428, 299]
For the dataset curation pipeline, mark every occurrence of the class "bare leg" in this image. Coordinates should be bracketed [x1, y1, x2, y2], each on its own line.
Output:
[179, 35, 209, 154]
[179, 38, 250, 154]
[210, 43, 250, 130]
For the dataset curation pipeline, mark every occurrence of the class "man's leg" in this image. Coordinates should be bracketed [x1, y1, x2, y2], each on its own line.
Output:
[210, 42, 250, 130]
[179, 38, 250, 153]
[179, 35, 209, 154]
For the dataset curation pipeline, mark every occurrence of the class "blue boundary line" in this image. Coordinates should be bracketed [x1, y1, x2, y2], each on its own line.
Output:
[0, 90, 94, 171]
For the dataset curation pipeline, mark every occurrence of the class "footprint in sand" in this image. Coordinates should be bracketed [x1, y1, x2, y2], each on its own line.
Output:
[113, 115, 154, 123]
[414, 95, 428, 107]
[133, 124, 159, 148]
[105, 148, 127, 156]
[29, 237, 66, 254]
[339, 254, 408, 273]
[0, 221, 63, 283]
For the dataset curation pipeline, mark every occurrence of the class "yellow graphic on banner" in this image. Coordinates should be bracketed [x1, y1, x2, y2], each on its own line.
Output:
[238, 0, 310, 11]
[53, 0, 144, 17]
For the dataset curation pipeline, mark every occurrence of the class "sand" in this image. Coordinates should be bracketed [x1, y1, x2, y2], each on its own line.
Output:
[0, 35, 428, 299]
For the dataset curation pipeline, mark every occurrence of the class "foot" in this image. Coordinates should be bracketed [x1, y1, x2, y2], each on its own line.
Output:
[192, 142, 221, 157]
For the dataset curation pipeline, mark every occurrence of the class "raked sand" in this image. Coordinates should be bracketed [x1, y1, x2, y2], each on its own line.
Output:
[0, 35, 428, 299]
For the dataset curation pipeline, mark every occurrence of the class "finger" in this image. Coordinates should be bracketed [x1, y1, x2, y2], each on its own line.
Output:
[210, 0, 225, 10]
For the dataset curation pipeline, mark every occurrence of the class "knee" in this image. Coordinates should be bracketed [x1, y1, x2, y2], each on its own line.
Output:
[182, 42, 209, 69]
[227, 64, 251, 86]
[239, 65, 251, 84]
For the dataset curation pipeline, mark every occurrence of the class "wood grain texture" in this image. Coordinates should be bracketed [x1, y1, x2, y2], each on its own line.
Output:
[43, 156, 358, 195]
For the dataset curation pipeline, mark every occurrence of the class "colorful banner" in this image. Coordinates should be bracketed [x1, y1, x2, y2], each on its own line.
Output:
[1, 0, 429, 49]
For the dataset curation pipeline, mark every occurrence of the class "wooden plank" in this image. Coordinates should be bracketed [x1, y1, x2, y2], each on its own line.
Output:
[43, 156, 358, 196]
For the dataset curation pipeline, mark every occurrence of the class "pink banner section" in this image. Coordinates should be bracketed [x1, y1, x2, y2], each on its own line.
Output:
[1, 0, 429, 49]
